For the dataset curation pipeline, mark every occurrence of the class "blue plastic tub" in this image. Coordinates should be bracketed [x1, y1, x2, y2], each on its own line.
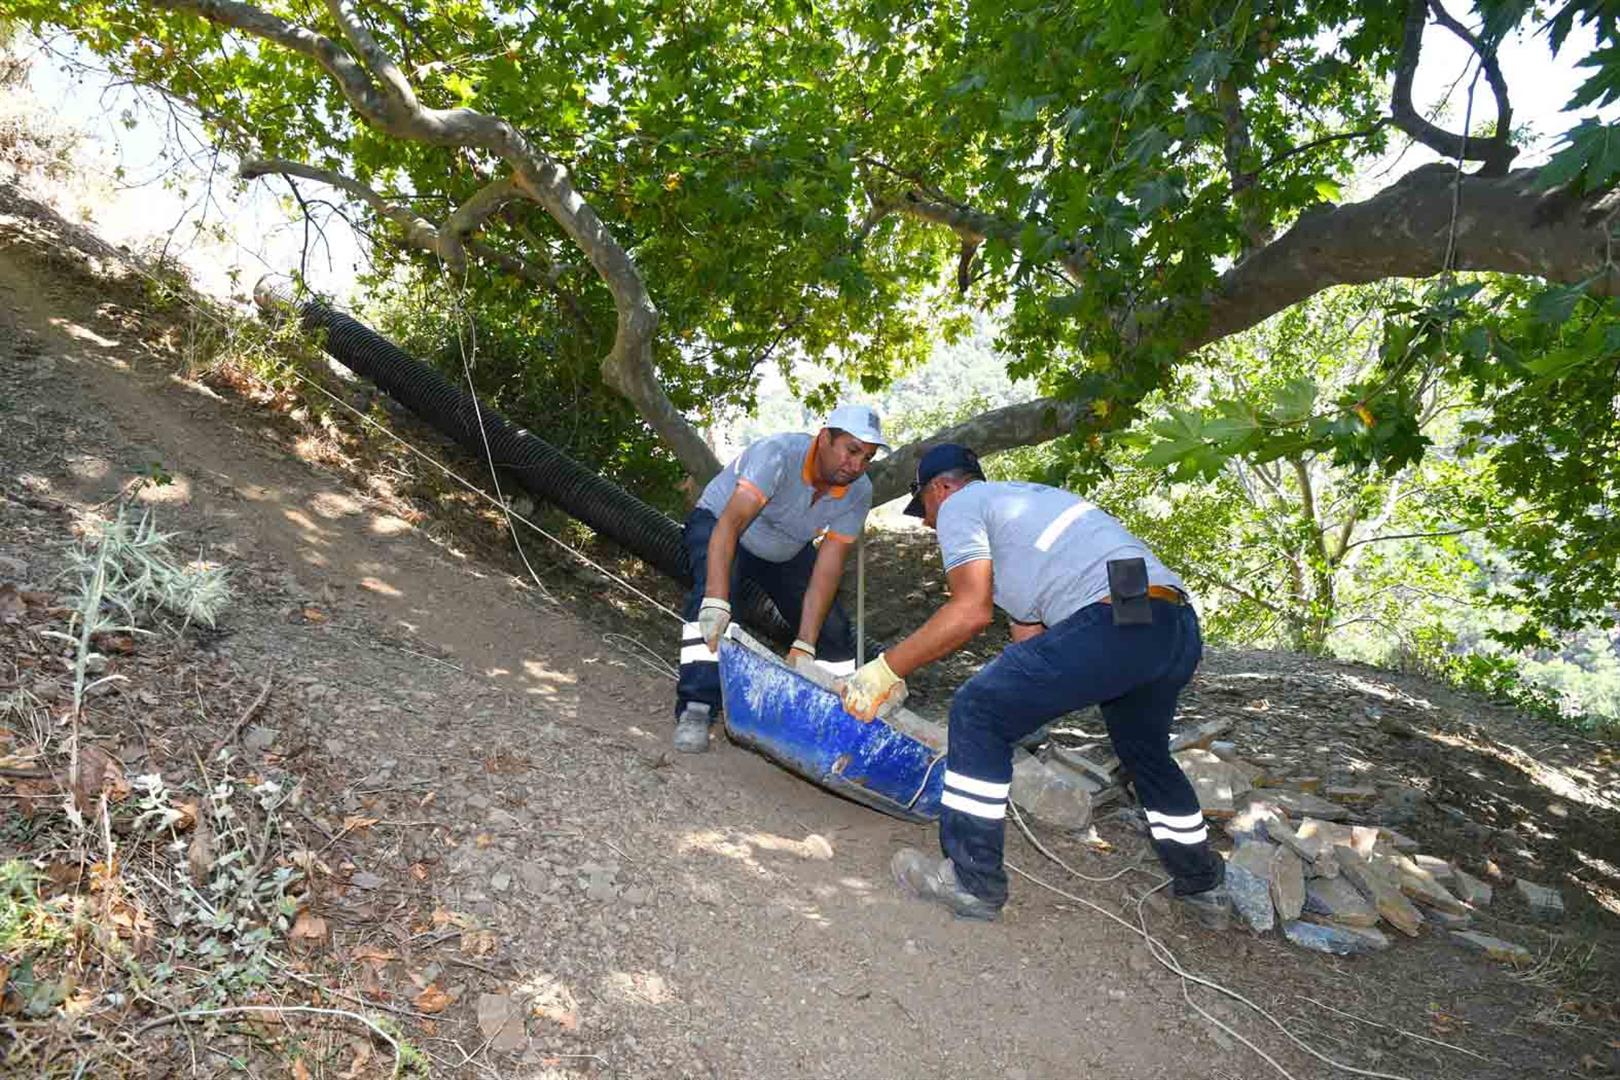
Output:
[718, 631, 947, 823]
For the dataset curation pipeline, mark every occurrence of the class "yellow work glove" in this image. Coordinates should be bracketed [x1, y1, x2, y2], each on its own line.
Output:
[698, 597, 731, 652]
[841, 654, 905, 721]
[786, 639, 817, 672]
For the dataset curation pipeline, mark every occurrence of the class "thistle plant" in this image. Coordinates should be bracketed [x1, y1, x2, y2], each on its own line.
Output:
[40, 506, 233, 790]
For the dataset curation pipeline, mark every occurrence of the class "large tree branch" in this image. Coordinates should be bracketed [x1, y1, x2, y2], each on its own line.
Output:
[894, 190, 1089, 281]
[327, 0, 418, 111]
[161, 0, 722, 483]
[868, 397, 1083, 503]
[879, 162, 1613, 501]
[1196, 162, 1616, 351]
[1391, 0, 1515, 175]
[239, 159, 569, 291]
[1427, 0, 1513, 156]
[1218, 79, 1270, 251]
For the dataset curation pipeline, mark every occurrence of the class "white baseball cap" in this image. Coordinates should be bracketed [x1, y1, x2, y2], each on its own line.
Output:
[822, 403, 888, 450]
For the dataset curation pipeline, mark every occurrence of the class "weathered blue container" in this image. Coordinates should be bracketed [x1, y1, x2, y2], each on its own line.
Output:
[718, 632, 947, 823]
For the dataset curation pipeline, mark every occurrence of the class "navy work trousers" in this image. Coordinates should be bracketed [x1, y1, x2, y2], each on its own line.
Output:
[940, 598, 1221, 905]
[675, 509, 856, 718]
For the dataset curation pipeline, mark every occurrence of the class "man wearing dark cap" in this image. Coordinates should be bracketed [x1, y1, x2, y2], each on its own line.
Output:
[840, 444, 1229, 927]
[674, 405, 888, 753]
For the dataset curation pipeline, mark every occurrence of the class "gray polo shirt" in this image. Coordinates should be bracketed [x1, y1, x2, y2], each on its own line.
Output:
[935, 480, 1187, 626]
[697, 432, 872, 562]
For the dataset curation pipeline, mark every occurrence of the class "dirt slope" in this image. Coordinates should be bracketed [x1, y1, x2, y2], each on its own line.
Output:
[3, 183, 1618, 1079]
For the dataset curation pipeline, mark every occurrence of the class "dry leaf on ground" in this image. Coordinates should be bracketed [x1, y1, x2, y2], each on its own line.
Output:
[461, 928, 497, 957]
[350, 944, 396, 965]
[414, 983, 452, 1014]
[290, 911, 328, 951]
[71, 744, 130, 810]
[291, 1058, 312, 1080]
[186, 814, 215, 885]
[521, 974, 579, 1032]
[338, 1041, 373, 1079]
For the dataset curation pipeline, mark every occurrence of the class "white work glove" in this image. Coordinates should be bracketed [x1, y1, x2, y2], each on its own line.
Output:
[697, 597, 731, 652]
[840, 654, 907, 721]
[786, 639, 817, 672]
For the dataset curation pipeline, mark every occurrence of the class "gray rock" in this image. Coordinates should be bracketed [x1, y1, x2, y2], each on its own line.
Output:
[1450, 930, 1532, 965]
[1325, 783, 1377, 805]
[1250, 790, 1351, 822]
[1283, 920, 1390, 956]
[491, 870, 513, 892]
[476, 992, 528, 1053]
[350, 870, 384, 890]
[1303, 876, 1379, 927]
[243, 725, 278, 753]
[1224, 799, 1286, 847]
[465, 793, 491, 811]
[1335, 847, 1423, 937]
[1226, 844, 1277, 932]
[1418, 905, 1473, 930]
[487, 808, 523, 831]
[1011, 755, 1094, 831]
[1513, 878, 1564, 921]
[1452, 868, 1493, 907]
[1412, 855, 1454, 882]
[517, 863, 548, 894]
[1269, 847, 1306, 921]
[1385, 853, 1469, 915]
[1175, 748, 1252, 816]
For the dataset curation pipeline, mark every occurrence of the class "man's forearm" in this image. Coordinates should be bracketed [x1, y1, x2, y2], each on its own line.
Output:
[796, 543, 847, 645]
[704, 519, 740, 601]
[882, 600, 991, 677]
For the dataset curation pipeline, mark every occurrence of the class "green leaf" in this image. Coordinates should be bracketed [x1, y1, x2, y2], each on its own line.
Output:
[1311, 177, 1341, 202]
[1268, 377, 1317, 423]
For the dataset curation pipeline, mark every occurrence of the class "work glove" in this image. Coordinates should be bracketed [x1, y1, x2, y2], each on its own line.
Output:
[786, 639, 817, 673]
[840, 654, 906, 721]
[697, 597, 731, 652]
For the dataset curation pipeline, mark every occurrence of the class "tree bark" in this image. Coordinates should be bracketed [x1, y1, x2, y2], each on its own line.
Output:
[160, 0, 722, 485]
[878, 162, 1614, 502]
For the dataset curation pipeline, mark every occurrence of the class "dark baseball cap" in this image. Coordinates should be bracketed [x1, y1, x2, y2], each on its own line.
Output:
[902, 443, 984, 517]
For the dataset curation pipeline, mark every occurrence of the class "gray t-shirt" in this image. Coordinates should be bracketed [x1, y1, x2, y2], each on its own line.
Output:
[935, 480, 1187, 625]
[696, 432, 872, 562]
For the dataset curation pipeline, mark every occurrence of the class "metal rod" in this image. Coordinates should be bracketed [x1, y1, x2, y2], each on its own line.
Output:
[856, 530, 866, 666]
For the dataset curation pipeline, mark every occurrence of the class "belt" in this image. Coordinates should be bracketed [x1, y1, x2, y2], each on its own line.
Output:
[1100, 585, 1187, 606]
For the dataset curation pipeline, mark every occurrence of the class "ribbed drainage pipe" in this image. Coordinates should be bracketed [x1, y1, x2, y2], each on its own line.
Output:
[253, 281, 792, 643]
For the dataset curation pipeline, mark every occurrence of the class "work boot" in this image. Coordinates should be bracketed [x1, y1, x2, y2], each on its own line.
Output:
[891, 847, 1002, 921]
[1171, 883, 1233, 931]
[673, 702, 713, 754]
[1172, 861, 1231, 932]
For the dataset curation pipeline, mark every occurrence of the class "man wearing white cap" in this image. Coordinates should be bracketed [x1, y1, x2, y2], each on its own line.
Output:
[673, 405, 888, 752]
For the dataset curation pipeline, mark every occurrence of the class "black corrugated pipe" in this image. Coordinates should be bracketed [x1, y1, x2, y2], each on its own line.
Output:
[253, 280, 792, 643]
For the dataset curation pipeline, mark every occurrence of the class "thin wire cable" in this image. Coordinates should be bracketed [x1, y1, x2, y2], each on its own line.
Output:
[439, 258, 557, 609]
[1007, 860, 1413, 1080]
[274, 344, 686, 622]
[603, 631, 679, 680]
[1009, 799, 1141, 884]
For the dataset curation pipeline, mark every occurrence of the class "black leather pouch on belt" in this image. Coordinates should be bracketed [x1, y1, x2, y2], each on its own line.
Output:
[1106, 557, 1153, 626]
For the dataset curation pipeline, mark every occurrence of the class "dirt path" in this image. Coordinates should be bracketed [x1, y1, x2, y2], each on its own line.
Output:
[3, 189, 1617, 1079]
